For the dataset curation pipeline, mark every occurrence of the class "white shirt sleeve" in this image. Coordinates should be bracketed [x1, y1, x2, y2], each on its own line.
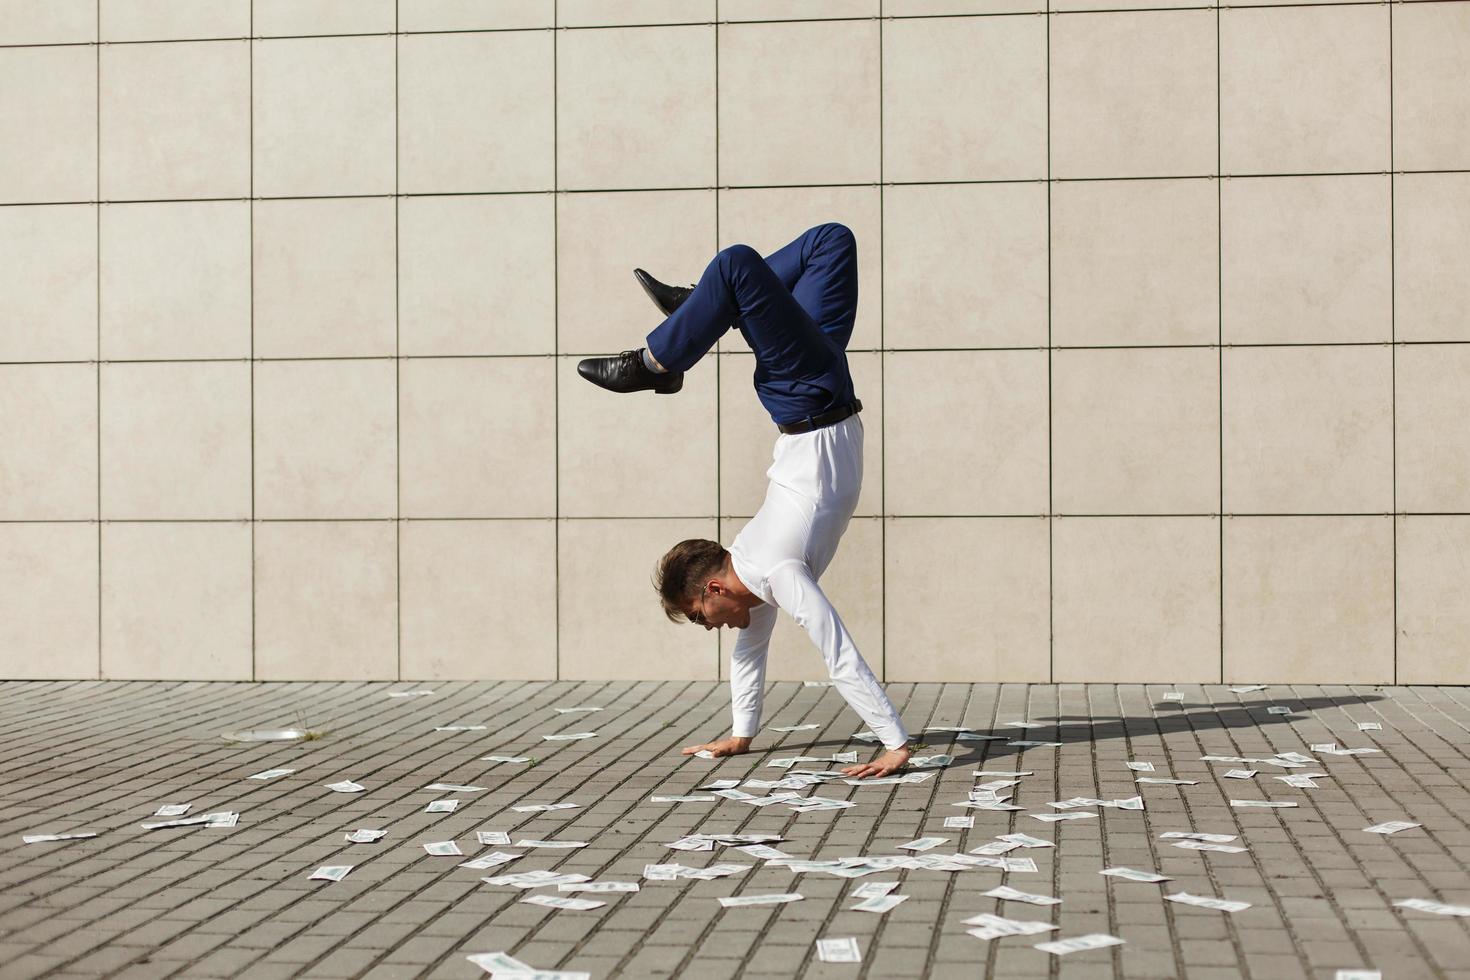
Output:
[728, 602, 779, 738]
[765, 560, 910, 751]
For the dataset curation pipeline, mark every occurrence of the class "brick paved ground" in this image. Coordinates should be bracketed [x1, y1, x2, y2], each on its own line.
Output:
[2, 680, 1469, 979]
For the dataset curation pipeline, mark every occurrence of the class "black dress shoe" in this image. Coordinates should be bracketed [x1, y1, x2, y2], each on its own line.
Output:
[577, 349, 684, 394]
[634, 268, 693, 317]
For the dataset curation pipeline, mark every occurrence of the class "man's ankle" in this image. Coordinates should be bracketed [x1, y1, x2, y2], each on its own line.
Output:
[641, 348, 667, 374]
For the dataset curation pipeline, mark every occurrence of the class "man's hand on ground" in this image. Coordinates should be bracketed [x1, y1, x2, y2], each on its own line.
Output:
[680, 736, 752, 758]
[841, 744, 913, 779]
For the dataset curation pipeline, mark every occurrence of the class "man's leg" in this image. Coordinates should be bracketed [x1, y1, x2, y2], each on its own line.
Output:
[761, 223, 859, 353]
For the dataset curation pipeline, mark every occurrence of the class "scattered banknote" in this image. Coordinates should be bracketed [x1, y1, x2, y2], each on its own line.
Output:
[140, 812, 236, 830]
[207, 812, 239, 829]
[852, 881, 900, 899]
[898, 837, 948, 852]
[521, 894, 604, 911]
[1276, 775, 1322, 788]
[1166, 892, 1251, 912]
[424, 783, 485, 793]
[476, 831, 511, 845]
[770, 724, 821, 732]
[1162, 693, 1184, 702]
[976, 779, 1022, 791]
[1034, 934, 1124, 955]
[559, 881, 639, 893]
[424, 800, 459, 813]
[1200, 755, 1269, 764]
[998, 833, 1053, 848]
[973, 770, 1033, 777]
[386, 690, 433, 698]
[1394, 898, 1470, 917]
[1031, 812, 1095, 822]
[683, 864, 751, 881]
[1335, 972, 1382, 980]
[1230, 800, 1297, 808]
[650, 795, 716, 803]
[1100, 867, 1170, 883]
[554, 707, 602, 714]
[788, 797, 856, 812]
[1007, 721, 1045, 729]
[925, 726, 978, 733]
[767, 757, 821, 769]
[642, 864, 686, 881]
[481, 755, 530, 764]
[1112, 797, 1145, 810]
[701, 779, 741, 790]
[711, 789, 757, 802]
[22, 832, 99, 844]
[1266, 706, 1292, 715]
[435, 725, 487, 732]
[1364, 821, 1421, 835]
[1048, 798, 1100, 810]
[345, 829, 387, 843]
[1161, 832, 1238, 843]
[1230, 685, 1267, 693]
[970, 840, 1022, 856]
[847, 773, 933, 786]
[851, 731, 881, 742]
[153, 804, 191, 817]
[956, 733, 1007, 742]
[310, 865, 351, 882]
[325, 781, 364, 793]
[1008, 741, 1062, 748]
[964, 913, 1058, 940]
[1224, 770, 1258, 779]
[481, 871, 590, 889]
[542, 732, 597, 741]
[1136, 778, 1197, 785]
[1316, 746, 1382, 756]
[511, 802, 580, 813]
[719, 893, 803, 907]
[694, 750, 717, 760]
[1126, 761, 1155, 772]
[248, 769, 294, 780]
[515, 840, 588, 849]
[958, 801, 1024, 811]
[667, 837, 716, 851]
[464, 951, 532, 974]
[944, 816, 974, 829]
[1310, 743, 1337, 752]
[424, 841, 462, 856]
[815, 937, 862, 963]
[459, 852, 520, 871]
[852, 894, 907, 913]
[1172, 840, 1247, 853]
[984, 885, 1061, 905]
[828, 751, 860, 764]
[736, 844, 793, 860]
[1357, 722, 1382, 731]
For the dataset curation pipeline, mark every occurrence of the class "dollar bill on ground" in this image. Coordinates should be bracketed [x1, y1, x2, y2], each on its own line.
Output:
[345, 829, 387, 843]
[1335, 972, 1382, 980]
[1135, 778, 1196, 786]
[515, 840, 588, 849]
[815, 937, 862, 963]
[521, 894, 605, 911]
[1172, 839, 1247, 853]
[22, 832, 99, 844]
[1275, 774, 1322, 788]
[481, 755, 530, 764]
[558, 881, 640, 893]
[1309, 743, 1338, 752]
[1364, 821, 1421, 835]
[464, 951, 533, 974]
[643, 864, 686, 880]
[1031, 812, 1095, 822]
[1166, 892, 1251, 912]
[667, 836, 716, 851]
[1265, 705, 1293, 715]
[1223, 769, 1258, 779]
[969, 840, 1022, 856]
[1007, 741, 1063, 748]
[984, 885, 1061, 905]
[482, 871, 591, 889]
[736, 844, 792, 860]
[956, 733, 1008, 742]
[851, 894, 907, 913]
[1111, 796, 1145, 809]
[718, 893, 804, 907]
[683, 863, 752, 881]
[476, 831, 512, 845]
[976, 778, 1022, 791]
[1230, 684, 1267, 693]
[770, 724, 821, 732]
[964, 913, 1058, 940]
[424, 799, 459, 813]
[944, 816, 975, 829]
[1230, 799, 1297, 808]
[386, 689, 433, 697]
[1160, 832, 1238, 843]
[153, 804, 191, 816]
[511, 802, 580, 813]
[1099, 867, 1171, 883]
[248, 769, 295, 780]
[141, 811, 236, 830]
[1034, 933, 1125, 955]
[1125, 761, 1155, 772]
[435, 725, 488, 732]
[650, 795, 717, 804]
[424, 841, 462, 856]
[1162, 693, 1184, 702]
[1395, 897, 1470, 916]
[998, 833, 1054, 848]
[542, 732, 597, 741]
[700, 779, 741, 790]
[459, 852, 522, 871]
[325, 781, 364, 793]
[852, 881, 900, 899]
[310, 865, 352, 881]
[694, 750, 718, 759]
[1048, 798, 1100, 810]
[206, 812, 239, 828]
[898, 837, 948, 851]
[424, 783, 485, 793]
[1356, 722, 1382, 731]
[1317, 746, 1381, 756]
[973, 770, 1033, 777]
[554, 706, 602, 713]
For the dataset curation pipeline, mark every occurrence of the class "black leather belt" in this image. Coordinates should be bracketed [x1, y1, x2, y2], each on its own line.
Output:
[778, 399, 863, 435]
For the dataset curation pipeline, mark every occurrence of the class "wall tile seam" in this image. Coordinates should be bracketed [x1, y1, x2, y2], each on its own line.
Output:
[4, 512, 1457, 522]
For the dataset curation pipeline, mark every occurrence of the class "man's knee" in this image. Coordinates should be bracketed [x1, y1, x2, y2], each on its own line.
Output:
[717, 242, 762, 269]
[815, 222, 855, 254]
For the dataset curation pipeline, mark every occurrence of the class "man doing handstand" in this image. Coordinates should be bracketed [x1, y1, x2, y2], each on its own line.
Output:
[576, 223, 912, 779]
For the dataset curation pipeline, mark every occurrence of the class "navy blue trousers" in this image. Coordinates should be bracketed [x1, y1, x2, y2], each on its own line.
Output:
[644, 222, 859, 427]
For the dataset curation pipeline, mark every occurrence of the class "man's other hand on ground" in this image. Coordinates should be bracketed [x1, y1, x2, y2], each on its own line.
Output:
[841, 744, 913, 779]
[680, 735, 752, 757]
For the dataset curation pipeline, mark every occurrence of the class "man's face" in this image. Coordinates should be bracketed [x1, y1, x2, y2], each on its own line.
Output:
[689, 584, 750, 631]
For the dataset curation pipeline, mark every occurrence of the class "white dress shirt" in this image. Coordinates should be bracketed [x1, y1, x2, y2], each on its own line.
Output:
[726, 415, 910, 751]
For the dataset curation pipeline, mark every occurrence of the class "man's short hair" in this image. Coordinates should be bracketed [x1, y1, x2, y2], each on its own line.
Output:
[654, 538, 729, 623]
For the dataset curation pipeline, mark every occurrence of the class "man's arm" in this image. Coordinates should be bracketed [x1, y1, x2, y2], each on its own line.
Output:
[679, 602, 778, 758]
[765, 560, 912, 776]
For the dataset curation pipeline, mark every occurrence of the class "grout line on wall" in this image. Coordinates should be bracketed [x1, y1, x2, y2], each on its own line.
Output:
[1389, 0, 1398, 686]
[553, 6, 561, 683]
[877, 3, 885, 684]
[1216, 0, 1225, 684]
[394, 1, 402, 682]
[248, 0, 257, 682]
[94, 0, 102, 681]
[1045, 3, 1054, 685]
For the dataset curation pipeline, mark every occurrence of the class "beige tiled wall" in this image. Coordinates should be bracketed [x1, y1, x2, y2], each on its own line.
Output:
[2, 2, 1467, 684]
